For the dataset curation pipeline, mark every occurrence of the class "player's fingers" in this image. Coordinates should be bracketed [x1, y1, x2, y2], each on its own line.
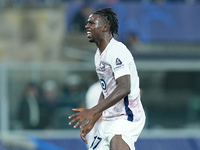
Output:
[68, 114, 75, 119]
[68, 112, 79, 119]
[73, 120, 82, 128]
[81, 135, 88, 144]
[68, 117, 79, 126]
[68, 108, 84, 119]
[72, 108, 84, 111]
[81, 123, 91, 136]
[80, 129, 88, 144]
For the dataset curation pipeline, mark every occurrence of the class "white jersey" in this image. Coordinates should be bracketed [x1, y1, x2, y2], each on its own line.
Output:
[94, 38, 145, 122]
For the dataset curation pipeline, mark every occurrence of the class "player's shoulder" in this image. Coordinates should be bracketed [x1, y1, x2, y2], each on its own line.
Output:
[110, 38, 126, 49]
[108, 38, 131, 55]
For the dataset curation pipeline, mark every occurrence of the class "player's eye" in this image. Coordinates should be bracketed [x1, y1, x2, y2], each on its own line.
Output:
[88, 21, 94, 25]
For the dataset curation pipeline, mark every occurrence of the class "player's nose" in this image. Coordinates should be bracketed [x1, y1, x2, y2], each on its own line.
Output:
[85, 23, 89, 29]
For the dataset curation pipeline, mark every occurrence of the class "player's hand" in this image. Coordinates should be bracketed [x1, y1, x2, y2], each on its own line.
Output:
[80, 121, 94, 144]
[68, 108, 96, 128]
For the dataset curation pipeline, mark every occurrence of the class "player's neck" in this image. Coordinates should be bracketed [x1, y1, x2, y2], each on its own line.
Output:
[96, 35, 112, 53]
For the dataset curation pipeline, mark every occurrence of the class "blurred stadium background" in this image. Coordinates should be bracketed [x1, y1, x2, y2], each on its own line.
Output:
[0, 0, 200, 150]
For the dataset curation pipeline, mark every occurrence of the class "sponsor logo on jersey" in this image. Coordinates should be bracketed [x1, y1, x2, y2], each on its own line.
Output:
[116, 58, 122, 65]
[114, 58, 124, 71]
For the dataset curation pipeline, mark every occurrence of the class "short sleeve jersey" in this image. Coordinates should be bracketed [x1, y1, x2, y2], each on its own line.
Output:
[95, 38, 145, 122]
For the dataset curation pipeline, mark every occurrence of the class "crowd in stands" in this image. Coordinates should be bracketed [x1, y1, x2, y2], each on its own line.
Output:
[17, 74, 87, 130]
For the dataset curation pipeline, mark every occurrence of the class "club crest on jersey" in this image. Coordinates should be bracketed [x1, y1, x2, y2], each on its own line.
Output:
[116, 58, 122, 65]
[99, 61, 105, 71]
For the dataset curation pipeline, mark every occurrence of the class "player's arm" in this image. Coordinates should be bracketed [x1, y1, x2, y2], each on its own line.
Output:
[92, 74, 130, 115]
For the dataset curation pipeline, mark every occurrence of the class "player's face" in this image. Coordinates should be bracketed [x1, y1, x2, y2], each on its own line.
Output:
[85, 14, 105, 43]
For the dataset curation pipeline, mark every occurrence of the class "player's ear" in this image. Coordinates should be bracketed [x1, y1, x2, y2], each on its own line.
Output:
[102, 24, 109, 32]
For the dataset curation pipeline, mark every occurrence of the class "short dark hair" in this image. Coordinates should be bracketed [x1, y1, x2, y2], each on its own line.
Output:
[94, 8, 119, 37]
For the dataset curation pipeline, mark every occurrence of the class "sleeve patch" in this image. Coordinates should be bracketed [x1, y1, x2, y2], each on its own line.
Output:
[116, 58, 122, 65]
[114, 58, 125, 71]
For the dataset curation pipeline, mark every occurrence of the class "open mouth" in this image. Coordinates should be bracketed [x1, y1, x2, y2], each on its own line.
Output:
[87, 31, 92, 38]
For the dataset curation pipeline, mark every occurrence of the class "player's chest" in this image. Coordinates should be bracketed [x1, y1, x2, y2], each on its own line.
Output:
[95, 58, 113, 78]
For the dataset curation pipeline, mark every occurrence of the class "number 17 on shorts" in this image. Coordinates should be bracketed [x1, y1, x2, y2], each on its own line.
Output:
[90, 136, 102, 149]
